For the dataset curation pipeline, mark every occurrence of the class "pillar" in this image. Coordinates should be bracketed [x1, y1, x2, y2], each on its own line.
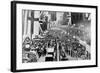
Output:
[32, 11, 40, 39]
[27, 10, 32, 39]
[23, 10, 28, 42]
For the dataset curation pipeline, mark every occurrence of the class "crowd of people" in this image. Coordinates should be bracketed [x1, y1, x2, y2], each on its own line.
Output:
[22, 36, 91, 63]
[58, 40, 91, 61]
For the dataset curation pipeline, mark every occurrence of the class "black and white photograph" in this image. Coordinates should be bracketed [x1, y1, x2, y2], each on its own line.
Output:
[22, 10, 91, 63]
[11, 1, 97, 72]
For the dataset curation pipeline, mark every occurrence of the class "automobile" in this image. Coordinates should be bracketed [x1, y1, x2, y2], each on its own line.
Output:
[46, 47, 54, 56]
[45, 54, 53, 61]
[45, 47, 55, 61]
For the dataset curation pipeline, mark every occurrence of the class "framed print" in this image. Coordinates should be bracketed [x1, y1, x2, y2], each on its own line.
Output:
[11, 1, 98, 72]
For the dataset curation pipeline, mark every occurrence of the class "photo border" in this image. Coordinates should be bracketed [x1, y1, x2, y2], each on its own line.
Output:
[11, 1, 98, 72]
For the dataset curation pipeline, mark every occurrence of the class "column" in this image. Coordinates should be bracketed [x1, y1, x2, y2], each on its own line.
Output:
[56, 12, 63, 26]
[32, 11, 40, 38]
[27, 10, 32, 39]
[57, 42, 59, 61]
[23, 10, 28, 41]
